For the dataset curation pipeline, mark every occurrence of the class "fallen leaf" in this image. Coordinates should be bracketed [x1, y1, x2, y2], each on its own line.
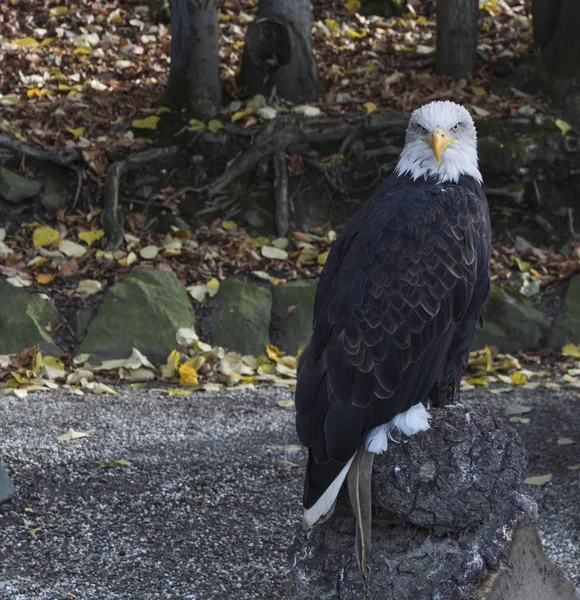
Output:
[76, 280, 102, 295]
[140, 245, 159, 260]
[189, 118, 206, 131]
[510, 372, 529, 386]
[555, 118, 572, 135]
[208, 119, 224, 133]
[33, 226, 60, 248]
[187, 284, 207, 303]
[179, 363, 199, 386]
[276, 399, 295, 408]
[562, 344, 580, 359]
[505, 404, 532, 416]
[57, 428, 88, 442]
[221, 220, 237, 231]
[78, 230, 104, 246]
[524, 474, 552, 486]
[167, 388, 192, 397]
[261, 246, 288, 260]
[59, 240, 87, 258]
[363, 102, 377, 115]
[557, 437, 575, 446]
[206, 278, 220, 297]
[132, 115, 160, 129]
[101, 459, 129, 469]
[36, 273, 55, 285]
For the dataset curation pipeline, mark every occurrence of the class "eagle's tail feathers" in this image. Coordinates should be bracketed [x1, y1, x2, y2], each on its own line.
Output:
[303, 456, 354, 529]
[347, 448, 375, 584]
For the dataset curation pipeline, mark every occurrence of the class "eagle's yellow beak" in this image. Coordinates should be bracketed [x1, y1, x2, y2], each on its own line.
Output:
[428, 127, 454, 164]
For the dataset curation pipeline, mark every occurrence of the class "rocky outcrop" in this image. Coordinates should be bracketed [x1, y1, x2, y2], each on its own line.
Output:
[0, 279, 61, 355]
[78, 269, 195, 363]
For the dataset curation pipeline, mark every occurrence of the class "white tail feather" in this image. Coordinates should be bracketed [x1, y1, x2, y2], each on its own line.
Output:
[303, 456, 354, 528]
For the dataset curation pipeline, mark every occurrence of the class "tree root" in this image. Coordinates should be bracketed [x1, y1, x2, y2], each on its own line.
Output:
[102, 146, 178, 251]
[273, 151, 289, 237]
[0, 134, 84, 208]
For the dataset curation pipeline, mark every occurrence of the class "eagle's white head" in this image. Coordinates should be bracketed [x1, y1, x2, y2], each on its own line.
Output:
[395, 100, 482, 184]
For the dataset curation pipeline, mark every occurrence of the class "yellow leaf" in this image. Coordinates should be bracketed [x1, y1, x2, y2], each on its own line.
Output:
[364, 102, 377, 115]
[33, 226, 60, 248]
[344, 0, 361, 15]
[515, 256, 530, 272]
[266, 344, 285, 361]
[231, 109, 254, 123]
[222, 220, 237, 231]
[179, 364, 199, 386]
[161, 349, 181, 379]
[317, 250, 329, 265]
[217, 11, 231, 21]
[168, 388, 192, 397]
[131, 115, 160, 130]
[12, 37, 39, 48]
[471, 86, 487, 97]
[29, 256, 48, 270]
[555, 118, 572, 135]
[208, 119, 224, 133]
[67, 127, 85, 137]
[156, 106, 171, 115]
[299, 247, 319, 264]
[78, 229, 105, 246]
[188, 118, 206, 131]
[101, 459, 129, 469]
[510, 372, 529, 386]
[324, 18, 340, 34]
[73, 46, 91, 55]
[206, 278, 219, 298]
[346, 28, 366, 39]
[466, 378, 489, 387]
[49, 5, 69, 16]
[562, 344, 580, 359]
[36, 273, 55, 285]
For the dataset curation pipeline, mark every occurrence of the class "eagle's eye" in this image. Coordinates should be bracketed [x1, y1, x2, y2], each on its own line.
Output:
[417, 124, 428, 134]
[451, 123, 460, 132]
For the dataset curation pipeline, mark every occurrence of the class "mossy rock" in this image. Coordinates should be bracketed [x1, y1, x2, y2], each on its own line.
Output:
[271, 280, 317, 354]
[0, 280, 61, 355]
[471, 285, 550, 352]
[0, 166, 41, 204]
[211, 279, 272, 356]
[78, 269, 195, 363]
[548, 275, 580, 348]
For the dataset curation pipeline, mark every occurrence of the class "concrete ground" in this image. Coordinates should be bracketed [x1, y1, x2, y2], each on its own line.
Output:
[0, 386, 578, 600]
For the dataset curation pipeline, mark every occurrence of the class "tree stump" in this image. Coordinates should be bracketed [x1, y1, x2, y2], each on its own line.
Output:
[286, 405, 577, 599]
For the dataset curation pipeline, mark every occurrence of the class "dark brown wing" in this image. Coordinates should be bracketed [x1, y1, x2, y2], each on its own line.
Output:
[295, 175, 491, 509]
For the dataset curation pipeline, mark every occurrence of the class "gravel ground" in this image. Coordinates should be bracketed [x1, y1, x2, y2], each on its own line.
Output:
[0, 386, 578, 599]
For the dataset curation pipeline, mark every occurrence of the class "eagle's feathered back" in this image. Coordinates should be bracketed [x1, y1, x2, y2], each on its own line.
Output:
[295, 173, 491, 512]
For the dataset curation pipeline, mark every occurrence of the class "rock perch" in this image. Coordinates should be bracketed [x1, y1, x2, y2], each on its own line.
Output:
[287, 404, 578, 600]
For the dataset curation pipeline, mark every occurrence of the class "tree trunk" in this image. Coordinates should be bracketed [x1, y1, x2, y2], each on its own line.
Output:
[435, 0, 478, 79]
[540, 0, 580, 125]
[532, 0, 562, 47]
[165, 0, 221, 117]
[238, 0, 319, 103]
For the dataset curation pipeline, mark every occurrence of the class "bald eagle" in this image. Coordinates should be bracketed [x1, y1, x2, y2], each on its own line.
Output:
[295, 101, 491, 578]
